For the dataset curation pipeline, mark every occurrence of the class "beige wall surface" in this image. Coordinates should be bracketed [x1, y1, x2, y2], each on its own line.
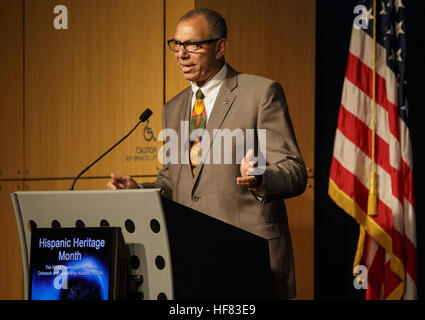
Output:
[0, 0, 315, 299]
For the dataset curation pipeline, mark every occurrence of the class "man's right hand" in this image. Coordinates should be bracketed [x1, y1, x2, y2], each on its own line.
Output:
[106, 173, 140, 190]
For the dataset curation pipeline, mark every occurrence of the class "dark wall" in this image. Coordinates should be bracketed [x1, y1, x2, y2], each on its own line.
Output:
[315, 0, 424, 299]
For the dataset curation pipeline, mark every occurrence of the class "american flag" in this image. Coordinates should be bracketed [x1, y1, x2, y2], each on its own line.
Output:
[329, 0, 417, 299]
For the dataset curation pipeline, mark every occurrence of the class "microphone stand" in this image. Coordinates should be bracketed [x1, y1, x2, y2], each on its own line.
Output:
[70, 108, 153, 190]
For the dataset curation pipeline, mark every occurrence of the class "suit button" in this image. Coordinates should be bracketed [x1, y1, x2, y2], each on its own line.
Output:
[192, 195, 199, 202]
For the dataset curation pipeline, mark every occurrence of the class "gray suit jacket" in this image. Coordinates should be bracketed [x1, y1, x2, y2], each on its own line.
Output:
[143, 65, 307, 299]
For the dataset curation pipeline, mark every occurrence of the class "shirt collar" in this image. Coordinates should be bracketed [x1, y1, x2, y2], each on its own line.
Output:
[191, 63, 228, 98]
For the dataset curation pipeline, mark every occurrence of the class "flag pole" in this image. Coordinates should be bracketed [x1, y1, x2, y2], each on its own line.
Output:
[368, 0, 378, 217]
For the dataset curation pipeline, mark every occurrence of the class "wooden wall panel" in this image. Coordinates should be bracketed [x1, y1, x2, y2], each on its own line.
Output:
[0, 0, 24, 180]
[25, 0, 164, 179]
[0, 181, 24, 299]
[165, 0, 195, 102]
[197, 0, 316, 299]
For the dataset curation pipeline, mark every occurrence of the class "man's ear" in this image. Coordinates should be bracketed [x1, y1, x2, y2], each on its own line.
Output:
[215, 38, 228, 59]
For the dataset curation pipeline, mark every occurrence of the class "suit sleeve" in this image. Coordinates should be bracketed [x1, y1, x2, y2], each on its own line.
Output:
[251, 81, 307, 203]
[138, 104, 173, 199]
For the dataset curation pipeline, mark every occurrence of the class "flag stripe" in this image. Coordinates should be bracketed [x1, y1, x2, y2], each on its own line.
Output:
[330, 156, 393, 235]
[401, 155, 414, 206]
[404, 230, 418, 283]
[337, 103, 414, 206]
[342, 73, 413, 171]
[330, 156, 370, 214]
[348, 27, 397, 105]
[400, 123, 413, 169]
[341, 78, 401, 170]
[405, 272, 418, 299]
[346, 51, 413, 171]
[345, 52, 400, 140]
[332, 129, 404, 231]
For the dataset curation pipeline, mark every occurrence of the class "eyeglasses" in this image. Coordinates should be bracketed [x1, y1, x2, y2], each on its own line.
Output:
[167, 38, 222, 52]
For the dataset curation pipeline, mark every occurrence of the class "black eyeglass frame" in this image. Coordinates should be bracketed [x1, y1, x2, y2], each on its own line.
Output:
[167, 38, 222, 52]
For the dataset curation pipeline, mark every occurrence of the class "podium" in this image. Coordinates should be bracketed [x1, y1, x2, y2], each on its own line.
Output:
[11, 189, 274, 300]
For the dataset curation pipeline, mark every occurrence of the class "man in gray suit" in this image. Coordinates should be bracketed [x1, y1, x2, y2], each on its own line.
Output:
[107, 8, 307, 299]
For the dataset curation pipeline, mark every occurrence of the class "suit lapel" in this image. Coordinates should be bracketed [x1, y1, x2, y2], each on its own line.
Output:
[175, 87, 193, 184]
[205, 79, 237, 134]
[178, 87, 192, 123]
[192, 66, 239, 187]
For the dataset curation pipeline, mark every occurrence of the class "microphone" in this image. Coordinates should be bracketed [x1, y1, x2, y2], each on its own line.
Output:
[70, 108, 153, 190]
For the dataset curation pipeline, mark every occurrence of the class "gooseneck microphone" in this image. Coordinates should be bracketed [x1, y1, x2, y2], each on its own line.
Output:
[70, 108, 153, 190]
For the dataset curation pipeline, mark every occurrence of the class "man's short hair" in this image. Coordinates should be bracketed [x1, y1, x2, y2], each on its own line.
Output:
[179, 8, 227, 39]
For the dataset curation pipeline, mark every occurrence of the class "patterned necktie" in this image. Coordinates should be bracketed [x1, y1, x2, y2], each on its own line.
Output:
[189, 89, 206, 176]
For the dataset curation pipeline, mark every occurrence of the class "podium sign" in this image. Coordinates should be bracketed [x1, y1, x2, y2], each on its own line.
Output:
[29, 227, 127, 300]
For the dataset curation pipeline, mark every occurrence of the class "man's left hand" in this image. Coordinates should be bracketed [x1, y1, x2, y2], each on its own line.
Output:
[237, 149, 263, 190]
